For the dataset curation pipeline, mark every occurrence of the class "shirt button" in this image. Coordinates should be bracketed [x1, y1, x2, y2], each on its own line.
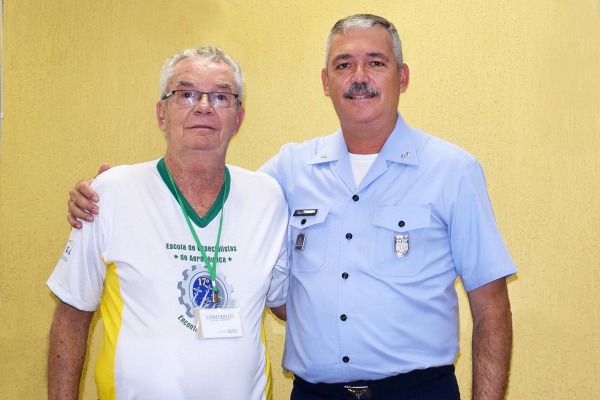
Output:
[352, 194, 359, 201]
[346, 233, 353, 240]
[342, 272, 349, 279]
[340, 314, 347, 321]
[398, 220, 406, 228]
[342, 356, 350, 363]
[301, 218, 307, 225]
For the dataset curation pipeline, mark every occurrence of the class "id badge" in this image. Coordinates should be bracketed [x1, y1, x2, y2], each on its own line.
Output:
[194, 307, 243, 339]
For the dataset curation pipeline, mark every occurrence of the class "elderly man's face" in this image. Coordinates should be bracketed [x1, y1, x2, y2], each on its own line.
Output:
[322, 26, 408, 130]
[156, 57, 244, 157]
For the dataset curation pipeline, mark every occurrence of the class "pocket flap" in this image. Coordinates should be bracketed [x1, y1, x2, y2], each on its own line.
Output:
[372, 205, 430, 231]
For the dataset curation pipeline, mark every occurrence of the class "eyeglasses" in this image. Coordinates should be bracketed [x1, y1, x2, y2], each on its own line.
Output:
[161, 90, 240, 109]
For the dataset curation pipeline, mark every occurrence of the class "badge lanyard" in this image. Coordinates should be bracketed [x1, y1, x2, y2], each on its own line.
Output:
[165, 167, 225, 304]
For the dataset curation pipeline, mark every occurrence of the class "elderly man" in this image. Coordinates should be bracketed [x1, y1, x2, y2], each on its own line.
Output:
[48, 46, 288, 400]
[67, 14, 516, 400]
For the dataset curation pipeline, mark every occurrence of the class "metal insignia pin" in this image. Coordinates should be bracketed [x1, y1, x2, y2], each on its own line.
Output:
[295, 232, 307, 251]
[394, 234, 410, 257]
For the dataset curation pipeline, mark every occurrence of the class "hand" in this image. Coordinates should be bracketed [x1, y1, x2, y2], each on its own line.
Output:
[269, 304, 287, 321]
[67, 164, 110, 229]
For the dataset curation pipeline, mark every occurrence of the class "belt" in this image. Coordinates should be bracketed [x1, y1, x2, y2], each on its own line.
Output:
[293, 365, 454, 399]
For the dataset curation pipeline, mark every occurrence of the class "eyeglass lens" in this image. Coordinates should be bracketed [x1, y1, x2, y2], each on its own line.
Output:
[173, 90, 237, 108]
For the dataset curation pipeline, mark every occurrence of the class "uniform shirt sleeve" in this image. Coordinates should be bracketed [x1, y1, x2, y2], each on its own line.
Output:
[450, 158, 516, 291]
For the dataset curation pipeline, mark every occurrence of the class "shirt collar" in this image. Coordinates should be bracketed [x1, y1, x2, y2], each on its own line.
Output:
[308, 113, 419, 166]
[156, 158, 230, 228]
[308, 130, 348, 165]
[380, 113, 418, 166]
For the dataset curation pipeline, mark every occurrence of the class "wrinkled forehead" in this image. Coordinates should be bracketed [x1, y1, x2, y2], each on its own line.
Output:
[169, 57, 236, 91]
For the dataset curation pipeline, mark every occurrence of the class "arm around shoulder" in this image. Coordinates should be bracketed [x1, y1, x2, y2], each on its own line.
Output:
[48, 301, 95, 400]
[67, 164, 111, 229]
[269, 304, 287, 321]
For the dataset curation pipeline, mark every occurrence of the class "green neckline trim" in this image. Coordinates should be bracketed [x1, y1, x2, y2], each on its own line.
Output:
[157, 158, 230, 228]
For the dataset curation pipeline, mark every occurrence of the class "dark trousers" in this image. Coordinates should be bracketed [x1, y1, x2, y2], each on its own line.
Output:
[290, 365, 460, 400]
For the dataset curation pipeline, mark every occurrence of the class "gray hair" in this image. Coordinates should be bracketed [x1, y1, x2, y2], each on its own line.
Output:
[325, 14, 403, 71]
[159, 46, 244, 102]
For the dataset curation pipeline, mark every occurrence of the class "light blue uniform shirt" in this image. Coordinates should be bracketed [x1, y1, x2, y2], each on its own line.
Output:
[260, 114, 517, 384]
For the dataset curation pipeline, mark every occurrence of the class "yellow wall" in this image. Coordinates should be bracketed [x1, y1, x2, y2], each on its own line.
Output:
[1, 1, 599, 399]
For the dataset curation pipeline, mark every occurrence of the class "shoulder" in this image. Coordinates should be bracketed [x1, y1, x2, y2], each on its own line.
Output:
[275, 132, 338, 159]
[259, 132, 339, 179]
[227, 165, 288, 217]
[409, 128, 482, 174]
[227, 164, 284, 195]
[414, 128, 476, 161]
[91, 159, 160, 192]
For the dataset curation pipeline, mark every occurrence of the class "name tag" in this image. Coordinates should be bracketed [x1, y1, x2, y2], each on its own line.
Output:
[293, 209, 318, 217]
[194, 307, 243, 339]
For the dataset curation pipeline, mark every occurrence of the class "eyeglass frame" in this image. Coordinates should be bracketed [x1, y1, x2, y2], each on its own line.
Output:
[161, 89, 241, 109]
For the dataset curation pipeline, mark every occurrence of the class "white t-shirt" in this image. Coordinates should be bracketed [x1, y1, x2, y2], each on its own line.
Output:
[349, 152, 378, 186]
[48, 159, 289, 400]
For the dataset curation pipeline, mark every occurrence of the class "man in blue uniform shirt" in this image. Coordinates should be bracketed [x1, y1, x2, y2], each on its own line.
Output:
[260, 15, 516, 400]
[67, 14, 515, 400]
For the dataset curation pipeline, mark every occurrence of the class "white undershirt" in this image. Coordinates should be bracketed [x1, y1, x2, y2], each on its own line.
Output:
[349, 153, 379, 187]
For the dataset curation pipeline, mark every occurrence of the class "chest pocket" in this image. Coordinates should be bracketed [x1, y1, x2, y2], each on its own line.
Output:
[370, 205, 431, 277]
[288, 206, 330, 273]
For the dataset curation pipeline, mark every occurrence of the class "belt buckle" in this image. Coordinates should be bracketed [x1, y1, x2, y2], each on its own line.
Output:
[344, 385, 372, 399]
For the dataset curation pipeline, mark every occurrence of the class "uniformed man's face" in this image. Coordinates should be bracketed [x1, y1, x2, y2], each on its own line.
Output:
[156, 57, 244, 157]
[321, 26, 409, 128]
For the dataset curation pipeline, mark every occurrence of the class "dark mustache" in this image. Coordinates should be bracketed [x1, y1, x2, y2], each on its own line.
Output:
[343, 82, 380, 98]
